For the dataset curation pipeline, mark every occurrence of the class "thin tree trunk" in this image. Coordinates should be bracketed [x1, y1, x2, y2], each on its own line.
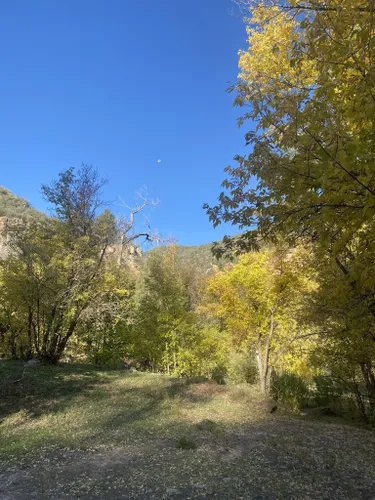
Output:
[32, 322, 40, 356]
[54, 313, 81, 362]
[27, 307, 33, 358]
[352, 377, 368, 421]
[39, 309, 81, 363]
[9, 331, 17, 359]
[42, 304, 57, 357]
[256, 347, 267, 394]
[165, 342, 170, 375]
[256, 308, 276, 395]
[266, 365, 274, 392]
[360, 362, 375, 415]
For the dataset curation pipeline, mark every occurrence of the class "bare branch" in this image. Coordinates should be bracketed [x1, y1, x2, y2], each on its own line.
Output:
[117, 188, 159, 235]
[114, 190, 167, 265]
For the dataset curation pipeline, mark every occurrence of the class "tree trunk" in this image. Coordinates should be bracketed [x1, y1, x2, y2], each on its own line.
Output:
[260, 372, 267, 394]
[255, 308, 276, 395]
[352, 377, 368, 422]
[32, 322, 40, 356]
[266, 365, 274, 392]
[165, 342, 170, 375]
[39, 311, 81, 364]
[256, 349, 267, 394]
[27, 307, 33, 359]
[360, 362, 375, 417]
[173, 350, 177, 372]
[8, 329, 17, 359]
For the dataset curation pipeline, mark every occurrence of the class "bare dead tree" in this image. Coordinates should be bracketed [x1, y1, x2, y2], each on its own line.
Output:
[115, 190, 165, 266]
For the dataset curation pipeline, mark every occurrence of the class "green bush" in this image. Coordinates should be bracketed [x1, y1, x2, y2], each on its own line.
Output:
[173, 325, 228, 379]
[272, 372, 309, 410]
[226, 351, 258, 384]
[89, 349, 124, 369]
[211, 363, 227, 385]
[313, 375, 344, 407]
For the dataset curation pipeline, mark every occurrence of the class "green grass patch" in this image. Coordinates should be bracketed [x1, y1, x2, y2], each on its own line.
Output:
[0, 360, 265, 459]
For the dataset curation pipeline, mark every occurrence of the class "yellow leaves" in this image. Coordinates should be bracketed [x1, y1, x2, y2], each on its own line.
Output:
[238, 4, 317, 96]
[113, 287, 130, 297]
[204, 247, 312, 347]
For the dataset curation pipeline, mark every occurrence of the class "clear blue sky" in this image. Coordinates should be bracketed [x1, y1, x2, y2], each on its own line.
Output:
[0, 0, 250, 246]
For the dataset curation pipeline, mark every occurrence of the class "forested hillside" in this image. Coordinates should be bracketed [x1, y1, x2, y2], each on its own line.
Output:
[148, 242, 214, 270]
[0, 186, 43, 220]
[146, 241, 232, 274]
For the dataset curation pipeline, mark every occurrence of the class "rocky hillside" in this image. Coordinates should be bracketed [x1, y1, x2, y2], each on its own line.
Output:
[0, 187, 45, 259]
[0, 187, 43, 220]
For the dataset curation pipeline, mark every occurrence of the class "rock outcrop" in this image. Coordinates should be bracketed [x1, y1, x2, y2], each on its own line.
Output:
[0, 217, 10, 260]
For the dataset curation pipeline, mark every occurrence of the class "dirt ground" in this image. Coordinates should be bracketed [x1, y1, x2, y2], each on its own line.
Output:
[1, 363, 375, 499]
[1, 418, 375, 500]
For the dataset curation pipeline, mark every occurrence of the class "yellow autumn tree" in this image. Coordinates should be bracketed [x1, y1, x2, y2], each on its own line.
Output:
[205, 0, 375, 320]
[203, 246, 316, 393]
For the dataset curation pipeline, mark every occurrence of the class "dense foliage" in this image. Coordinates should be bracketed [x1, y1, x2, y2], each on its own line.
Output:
[1, 1, 375, 424]
[203, 0, 375, 419]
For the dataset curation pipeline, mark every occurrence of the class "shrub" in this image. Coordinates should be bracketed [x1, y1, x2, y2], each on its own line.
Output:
[272, 372, 309, 411]
[226, 350, 258, 384]
[313, 375, 344, 407]
[211, 363, 227, 385]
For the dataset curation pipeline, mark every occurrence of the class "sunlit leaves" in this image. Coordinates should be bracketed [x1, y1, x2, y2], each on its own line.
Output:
[206, 0, 375, 324]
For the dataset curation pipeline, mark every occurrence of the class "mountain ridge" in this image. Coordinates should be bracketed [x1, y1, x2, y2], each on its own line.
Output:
[0, 188, 224, 268]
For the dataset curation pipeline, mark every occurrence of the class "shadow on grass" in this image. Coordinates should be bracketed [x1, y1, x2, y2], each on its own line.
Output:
[0, 360, 113, 421]
[0, 361, 220, 432]
[88, 378, 225, 438]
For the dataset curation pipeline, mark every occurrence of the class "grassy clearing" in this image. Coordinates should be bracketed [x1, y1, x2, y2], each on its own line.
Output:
[1, 361, 375, 499]
[0, 361, 266, 458]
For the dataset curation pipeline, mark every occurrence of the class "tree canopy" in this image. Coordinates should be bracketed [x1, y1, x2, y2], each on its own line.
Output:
[205, 1, 375, 286]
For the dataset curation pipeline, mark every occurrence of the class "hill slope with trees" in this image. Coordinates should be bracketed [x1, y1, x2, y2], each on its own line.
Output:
[0, 187, 44, 221]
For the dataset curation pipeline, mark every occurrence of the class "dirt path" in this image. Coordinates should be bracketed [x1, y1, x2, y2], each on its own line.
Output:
[1, 418, 375, 500]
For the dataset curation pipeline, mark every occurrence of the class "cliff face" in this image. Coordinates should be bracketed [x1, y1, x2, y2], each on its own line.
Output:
[106, 241, 143, 270]
[0, 217, 8, 260]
